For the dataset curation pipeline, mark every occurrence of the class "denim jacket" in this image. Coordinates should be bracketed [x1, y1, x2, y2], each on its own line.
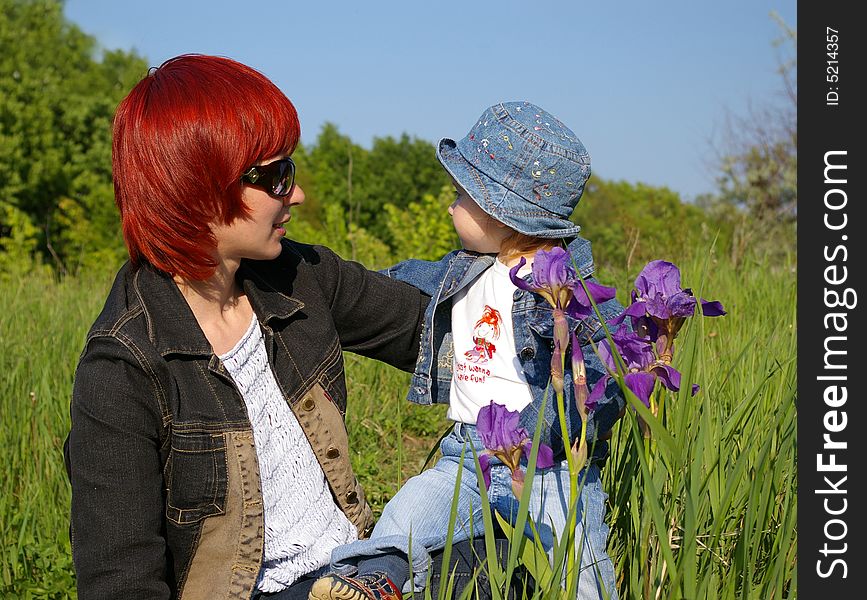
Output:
[64, 240, 428, 600]
[381, 236, 625, 462]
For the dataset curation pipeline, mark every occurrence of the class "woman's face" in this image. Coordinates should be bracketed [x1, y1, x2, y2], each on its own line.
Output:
[210, 155, 305, 266]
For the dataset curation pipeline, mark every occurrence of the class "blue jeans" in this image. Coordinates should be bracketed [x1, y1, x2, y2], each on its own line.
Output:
[330, 424, 618, 599]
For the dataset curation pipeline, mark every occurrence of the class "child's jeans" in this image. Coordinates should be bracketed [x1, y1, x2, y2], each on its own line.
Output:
[330, 423, 618, 599]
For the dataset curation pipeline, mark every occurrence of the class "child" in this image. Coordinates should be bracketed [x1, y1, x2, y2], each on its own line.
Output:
[310, 102, 625, 600]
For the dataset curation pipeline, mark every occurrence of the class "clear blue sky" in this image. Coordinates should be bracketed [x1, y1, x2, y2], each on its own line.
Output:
[64, 0, 796, 201]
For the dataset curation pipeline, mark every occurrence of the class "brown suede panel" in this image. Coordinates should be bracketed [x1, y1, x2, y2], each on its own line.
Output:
[291, 383, 374, 538]
[180, 431, 264, 600]
[180, 385, 373, 600]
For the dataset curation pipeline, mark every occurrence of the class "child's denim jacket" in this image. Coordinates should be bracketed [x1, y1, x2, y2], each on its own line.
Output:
[382, 236, 626, 463]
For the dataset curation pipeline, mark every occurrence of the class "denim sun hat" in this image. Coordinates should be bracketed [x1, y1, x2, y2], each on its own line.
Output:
[437, 101, 590, 239]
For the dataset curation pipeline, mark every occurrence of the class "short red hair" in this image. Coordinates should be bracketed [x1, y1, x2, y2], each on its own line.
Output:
[112, 54, 300, 279]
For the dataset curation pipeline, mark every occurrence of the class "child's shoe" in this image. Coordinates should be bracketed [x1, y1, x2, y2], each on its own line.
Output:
[308, 570, 403, 600]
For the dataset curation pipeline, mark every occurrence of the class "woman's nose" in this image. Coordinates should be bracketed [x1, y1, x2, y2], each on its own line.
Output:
[448, 200, 456, 215]
[286, 184, 305, 206]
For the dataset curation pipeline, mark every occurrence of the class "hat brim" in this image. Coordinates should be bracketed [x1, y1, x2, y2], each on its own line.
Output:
[436, 138, 582, 239]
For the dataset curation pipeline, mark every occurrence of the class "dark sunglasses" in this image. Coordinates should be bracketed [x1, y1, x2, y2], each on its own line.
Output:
[240, 157, 296, 197]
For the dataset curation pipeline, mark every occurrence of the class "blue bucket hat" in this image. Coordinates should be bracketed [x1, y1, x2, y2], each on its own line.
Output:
[436, 101, 590, 239]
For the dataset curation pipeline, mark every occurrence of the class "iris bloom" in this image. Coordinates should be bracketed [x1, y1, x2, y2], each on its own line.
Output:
[613, 260, 725, 362]
[508, 247, 616, 471]
[508, 247, 617, 320]
[509, 247, 616, 395]
[476, 401, 554, 498]
[587, 325, 698, 408]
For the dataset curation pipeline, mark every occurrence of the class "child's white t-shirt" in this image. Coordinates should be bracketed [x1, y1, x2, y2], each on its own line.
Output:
[448, 258, 534, 423]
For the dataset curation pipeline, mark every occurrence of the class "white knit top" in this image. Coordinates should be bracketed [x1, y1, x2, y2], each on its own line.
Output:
[219, 315, 357, 592]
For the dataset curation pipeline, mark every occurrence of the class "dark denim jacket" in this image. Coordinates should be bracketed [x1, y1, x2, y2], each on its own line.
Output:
[381, 236, 625, 461]
[64, 240, 428, 600]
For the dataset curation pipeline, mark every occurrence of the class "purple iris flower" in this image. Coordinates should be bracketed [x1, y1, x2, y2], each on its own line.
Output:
[616, 260, 725, 321]
[587, 325, 698, 408]
[476, 401, 554, 496]
[612, 260, 725, 361]
[509, 247, 617, 401]
[508, 247, 617, 319]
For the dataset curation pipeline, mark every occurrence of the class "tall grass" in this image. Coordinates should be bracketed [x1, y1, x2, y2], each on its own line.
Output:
[0, 266, 446, 597]
[0, 270, 114, 597]
[602, 250, 797, 599]
[0, 246, 795, 598]
[411, 248, 797, 600]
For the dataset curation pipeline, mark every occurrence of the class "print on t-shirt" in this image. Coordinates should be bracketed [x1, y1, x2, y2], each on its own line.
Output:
[449, 260, 534, 422]
[464, 305, 502, 363]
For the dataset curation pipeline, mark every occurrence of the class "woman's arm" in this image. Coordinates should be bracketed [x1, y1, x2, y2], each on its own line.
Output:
[65, 335, 170, 599]
[311, 245, 430, 373]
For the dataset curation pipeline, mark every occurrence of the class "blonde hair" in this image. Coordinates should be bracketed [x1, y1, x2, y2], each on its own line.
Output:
[498, 229, 559, 261]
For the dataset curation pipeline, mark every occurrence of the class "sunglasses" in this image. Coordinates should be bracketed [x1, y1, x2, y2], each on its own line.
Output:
[240, 157, 296, 197]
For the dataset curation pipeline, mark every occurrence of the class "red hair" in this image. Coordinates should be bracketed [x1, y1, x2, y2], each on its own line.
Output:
[475, 306, 502, 338]
[112, 54, 300, 279]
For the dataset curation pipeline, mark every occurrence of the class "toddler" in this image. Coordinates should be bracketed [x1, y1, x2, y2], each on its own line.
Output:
[310, 101, 625, 600]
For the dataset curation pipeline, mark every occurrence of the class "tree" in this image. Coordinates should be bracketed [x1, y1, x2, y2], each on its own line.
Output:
[298, 123, 450, 249]
[703, 13, 796, 263]
[575, 178, 715, 282]
[363, 133, 451, 242]
[0, 0, 147, 274]
[384, 184, 458, 263]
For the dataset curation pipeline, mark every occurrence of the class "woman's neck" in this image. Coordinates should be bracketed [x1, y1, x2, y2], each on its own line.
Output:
[174, 262, 238, 310]
[173, 263, 254, 355]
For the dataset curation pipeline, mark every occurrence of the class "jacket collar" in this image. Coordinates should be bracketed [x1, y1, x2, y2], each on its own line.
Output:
[447, 236, 594, 297]
[132, 261, 304, 358]
[238, 260, 305, 322]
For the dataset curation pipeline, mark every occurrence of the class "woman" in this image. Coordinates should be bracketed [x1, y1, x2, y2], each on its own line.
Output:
[63, 54, 430, 600]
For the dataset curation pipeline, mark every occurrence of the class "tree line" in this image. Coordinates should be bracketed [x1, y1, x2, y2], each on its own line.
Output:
[0, 0, 795, 280]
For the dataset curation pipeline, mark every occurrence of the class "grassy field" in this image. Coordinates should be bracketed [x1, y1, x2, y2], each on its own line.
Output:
[601, 251, 797, 599]
[0, 246, 796, 599]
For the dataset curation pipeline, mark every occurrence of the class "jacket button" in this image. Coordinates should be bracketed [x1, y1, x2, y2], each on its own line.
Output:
[326, 446, 340, 459]
[520, 347, 535, 360]
[346, 490, 359, 504]
[302, 398, 315, 411]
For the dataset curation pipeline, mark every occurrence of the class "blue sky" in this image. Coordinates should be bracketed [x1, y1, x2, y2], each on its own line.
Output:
[64, 0, 796, 201]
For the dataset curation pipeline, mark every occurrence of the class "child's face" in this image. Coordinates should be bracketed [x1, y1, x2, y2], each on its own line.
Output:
[448, 179, 510, 254]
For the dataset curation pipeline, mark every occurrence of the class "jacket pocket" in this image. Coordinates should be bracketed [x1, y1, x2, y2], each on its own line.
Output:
[165, 430, 228, 525]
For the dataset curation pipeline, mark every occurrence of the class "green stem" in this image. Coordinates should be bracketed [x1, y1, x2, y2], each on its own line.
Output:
[554, 385, 579, 588]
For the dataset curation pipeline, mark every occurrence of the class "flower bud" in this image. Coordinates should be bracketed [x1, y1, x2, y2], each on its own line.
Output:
[551, 339, 565, 397]
[511, 468, 525, 499]
[571, 437, 587, 474]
